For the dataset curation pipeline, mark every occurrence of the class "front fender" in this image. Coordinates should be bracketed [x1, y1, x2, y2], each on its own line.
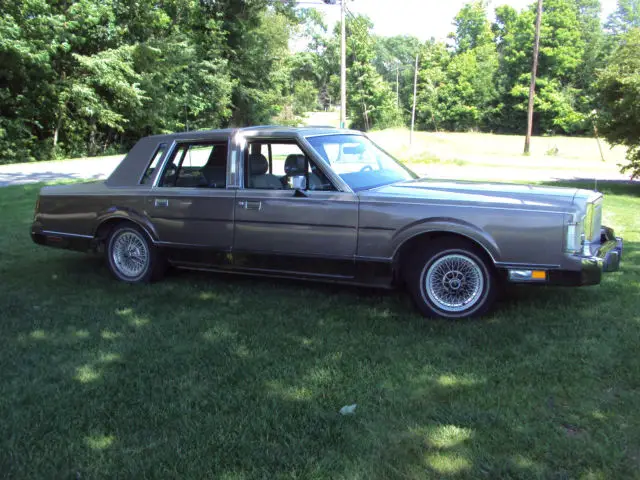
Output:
[391, 217, 501, 263]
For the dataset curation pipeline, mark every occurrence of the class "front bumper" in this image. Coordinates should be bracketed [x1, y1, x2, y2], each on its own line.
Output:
[550, 227, 622, 286]
[508, 226, 623, 287]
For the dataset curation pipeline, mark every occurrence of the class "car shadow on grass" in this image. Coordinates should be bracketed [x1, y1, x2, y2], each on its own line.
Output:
[2, 240, 639, 478]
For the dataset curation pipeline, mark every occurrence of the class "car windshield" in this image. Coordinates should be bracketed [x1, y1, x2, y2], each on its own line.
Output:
[305, 134, 417, 191]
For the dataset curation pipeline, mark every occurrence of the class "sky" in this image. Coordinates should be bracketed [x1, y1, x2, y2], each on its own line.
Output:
[306, 0, 619, 42]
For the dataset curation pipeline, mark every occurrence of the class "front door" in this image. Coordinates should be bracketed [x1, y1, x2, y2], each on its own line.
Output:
[233, 139, 358, 278]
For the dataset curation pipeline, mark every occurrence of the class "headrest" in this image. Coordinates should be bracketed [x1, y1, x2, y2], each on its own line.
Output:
[248, 153, 268, 175]
[284, 154, 307, 176]
[206, 146, 228, 168]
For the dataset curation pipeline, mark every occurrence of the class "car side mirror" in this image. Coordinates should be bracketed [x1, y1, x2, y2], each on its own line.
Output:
[291, 175, 307, 191]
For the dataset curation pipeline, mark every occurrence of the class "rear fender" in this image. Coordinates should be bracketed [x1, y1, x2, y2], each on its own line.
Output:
[93, 207, 159, 242]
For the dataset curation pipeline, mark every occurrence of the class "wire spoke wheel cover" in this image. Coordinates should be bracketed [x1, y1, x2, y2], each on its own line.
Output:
[424, 253, 484, 313]
[111, 230, 149, 279]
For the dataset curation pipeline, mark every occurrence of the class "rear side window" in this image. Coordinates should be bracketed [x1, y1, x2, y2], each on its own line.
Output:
[141, 144, 167, 185]
[159, 142, 228, 188]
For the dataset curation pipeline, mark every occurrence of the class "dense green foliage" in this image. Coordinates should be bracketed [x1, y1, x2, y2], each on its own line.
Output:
[595, 28, 640, 178]
[0, 0, 639, 166]
[0, 0, 298, 163]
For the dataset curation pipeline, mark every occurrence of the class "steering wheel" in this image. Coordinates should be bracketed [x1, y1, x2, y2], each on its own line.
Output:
[359, 165, 373, 172]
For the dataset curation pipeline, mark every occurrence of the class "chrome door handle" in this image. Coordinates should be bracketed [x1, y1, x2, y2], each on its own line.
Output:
[154, 198, 169, 207]
[238, 200, 262, 211]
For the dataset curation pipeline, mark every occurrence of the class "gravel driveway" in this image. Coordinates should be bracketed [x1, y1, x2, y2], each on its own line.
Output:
[0, 155, 124, 187]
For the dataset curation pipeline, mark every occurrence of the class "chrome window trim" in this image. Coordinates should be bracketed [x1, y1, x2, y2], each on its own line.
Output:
[139, 142, 168, 186]
[234, 133, 353, 194]
[152, 140, 178, 189]
[151, 139, 232, 190]
[301, 133, 417, 191]
[303, 131, 363, 138]
[298, 135, 355, 194]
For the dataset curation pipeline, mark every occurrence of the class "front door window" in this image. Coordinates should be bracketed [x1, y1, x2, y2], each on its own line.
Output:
[245, 141, 335, 191]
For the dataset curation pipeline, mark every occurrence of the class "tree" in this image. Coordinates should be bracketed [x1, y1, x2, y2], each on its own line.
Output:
[416, 2, 499, 131]
[373, 35, 422, 121]
[415, 41, 450, 131]
[595, 28, 640, 178]
[491, 0, 588, 134]
[0, 0, 293, 162]
[605, 0, 640, 34]
[574, 0, 606, 106]
[343, 15, 401, 130]
[452, 0, 494, 52]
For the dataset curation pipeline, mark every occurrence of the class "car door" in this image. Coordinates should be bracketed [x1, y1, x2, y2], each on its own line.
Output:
[146, 139, 235, 267]
[233, 139, 359, 278]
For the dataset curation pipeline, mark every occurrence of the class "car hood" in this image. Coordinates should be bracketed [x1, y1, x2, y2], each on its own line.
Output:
[362, 178, 580, 212]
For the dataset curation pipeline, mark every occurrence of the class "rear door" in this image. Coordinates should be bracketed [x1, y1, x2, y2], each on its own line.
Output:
[232, 139, 359, 278]
[146, 140, 235, 267]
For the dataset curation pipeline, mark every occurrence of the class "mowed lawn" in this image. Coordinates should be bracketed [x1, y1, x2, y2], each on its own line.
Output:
[1, 182, 639, 479]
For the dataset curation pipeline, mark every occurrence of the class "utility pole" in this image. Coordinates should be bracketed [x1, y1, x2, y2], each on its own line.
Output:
[524, 0, 543, 155]
[410, 53, 419, 145]
[396, 63, 399, 107]
[340, 0, 347, 128]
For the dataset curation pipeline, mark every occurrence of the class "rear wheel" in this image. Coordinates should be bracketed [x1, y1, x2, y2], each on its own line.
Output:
[106, 224, 164, 283]
[404, 238, 497, 319]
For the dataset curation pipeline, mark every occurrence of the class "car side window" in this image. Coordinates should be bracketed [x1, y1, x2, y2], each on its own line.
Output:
[141, 143, 167, 185]
[159, 142, 228, 188]
[244, 141, 335, 191]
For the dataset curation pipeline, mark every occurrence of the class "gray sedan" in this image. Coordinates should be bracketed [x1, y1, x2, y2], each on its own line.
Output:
[31, 126, 623, 319]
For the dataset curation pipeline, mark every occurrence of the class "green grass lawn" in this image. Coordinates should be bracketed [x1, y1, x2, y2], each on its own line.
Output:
[368, 129, 631, 180]
[1, 182, 639, 479]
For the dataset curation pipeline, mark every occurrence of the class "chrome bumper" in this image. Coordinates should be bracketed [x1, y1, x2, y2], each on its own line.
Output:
[553, 226, 623, 286]
[597, 226, 623, 273]
[508, 226, 623, 287]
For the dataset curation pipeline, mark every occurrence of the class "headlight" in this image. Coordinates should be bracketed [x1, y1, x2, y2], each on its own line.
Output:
[565, 216, 585, 253]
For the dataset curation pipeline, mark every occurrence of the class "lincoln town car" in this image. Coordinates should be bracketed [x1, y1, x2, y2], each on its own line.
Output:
[31, 126, 623, 319]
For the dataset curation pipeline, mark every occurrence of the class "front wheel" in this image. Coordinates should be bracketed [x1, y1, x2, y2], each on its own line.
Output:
[405, 239, 497, 319]
[106, 224, 164, 283]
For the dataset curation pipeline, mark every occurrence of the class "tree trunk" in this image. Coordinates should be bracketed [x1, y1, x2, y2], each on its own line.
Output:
[53, 114, 62, 148]
[53, 71, 66, 149]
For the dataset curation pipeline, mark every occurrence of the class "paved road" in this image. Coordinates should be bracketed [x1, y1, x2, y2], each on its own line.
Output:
[0, 155, 124, 187]
[0, 154, 633, 187]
